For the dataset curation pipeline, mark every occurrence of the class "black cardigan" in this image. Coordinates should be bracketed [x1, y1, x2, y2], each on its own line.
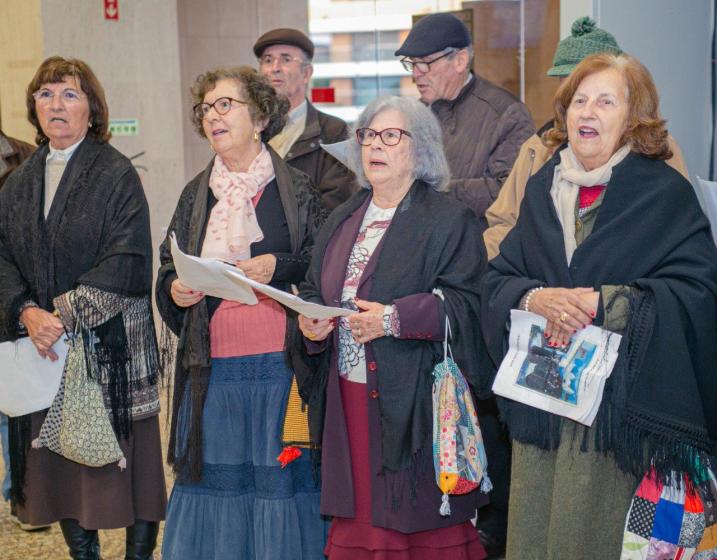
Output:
[296, 181, 488, 472]
[480, 148, 717, 479]
[156, 146, 325, 481]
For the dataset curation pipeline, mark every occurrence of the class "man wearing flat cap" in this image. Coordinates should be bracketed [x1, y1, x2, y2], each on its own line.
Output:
[396, 12, 535, 229]
[254, 28, 355, 210]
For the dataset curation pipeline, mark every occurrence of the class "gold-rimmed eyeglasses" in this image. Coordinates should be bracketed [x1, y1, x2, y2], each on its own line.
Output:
[193, 97, 247, 120]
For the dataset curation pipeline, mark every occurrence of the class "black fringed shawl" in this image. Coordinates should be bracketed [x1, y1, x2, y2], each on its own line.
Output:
[294, 181, 489, 473]
[0, 138, 156, 503]
[156, 147, 325, 482]
[480, 148, 717, 480]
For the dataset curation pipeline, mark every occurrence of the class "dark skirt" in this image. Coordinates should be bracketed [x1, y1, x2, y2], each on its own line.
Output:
[16, 412, 167, 530]
[325, 377, 485, 560]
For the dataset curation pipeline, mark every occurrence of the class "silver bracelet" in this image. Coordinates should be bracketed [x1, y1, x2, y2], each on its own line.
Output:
[522, 287, 544, 312]
[17, 300, 39, 332]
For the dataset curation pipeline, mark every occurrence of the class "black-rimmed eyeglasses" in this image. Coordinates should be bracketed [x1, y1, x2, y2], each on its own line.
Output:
[356, 127, 412, 146]
[400, 49, 456, 73]
[193, 97, 247, 120]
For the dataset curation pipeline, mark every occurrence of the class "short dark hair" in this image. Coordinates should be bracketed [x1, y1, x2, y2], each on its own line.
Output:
[190, 66, 289, 142]
[26, 56, 110, 145]
[543, 53, 672, 160]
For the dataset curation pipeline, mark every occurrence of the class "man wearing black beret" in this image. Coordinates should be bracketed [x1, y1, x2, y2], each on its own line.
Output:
[254, 28, 356, 210]
[396, 12, 535, 230]
[396, 14, 535, 557]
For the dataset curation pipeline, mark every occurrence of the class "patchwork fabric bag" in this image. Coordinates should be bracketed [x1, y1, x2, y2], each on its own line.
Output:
[33, 335, 125, 468]
[432, 291, 491, 516]
[621, 467, 717, 560]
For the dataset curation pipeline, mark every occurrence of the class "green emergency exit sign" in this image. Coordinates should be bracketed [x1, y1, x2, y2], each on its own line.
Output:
[109, 119, 139, 136]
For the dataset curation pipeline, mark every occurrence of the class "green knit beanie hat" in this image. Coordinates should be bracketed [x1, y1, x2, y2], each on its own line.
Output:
[547, 17, 622, 77]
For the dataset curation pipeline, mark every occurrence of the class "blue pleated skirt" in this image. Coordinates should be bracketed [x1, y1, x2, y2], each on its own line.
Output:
[162, 351, 328, 559]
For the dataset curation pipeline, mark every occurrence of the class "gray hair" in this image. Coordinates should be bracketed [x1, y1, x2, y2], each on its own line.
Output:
[346, 95, 450, 191]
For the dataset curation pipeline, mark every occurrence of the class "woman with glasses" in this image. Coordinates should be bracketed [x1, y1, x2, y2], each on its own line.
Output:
[0, 56, 166, 559]
[157, 66, 327, 560]
[294, 96, 487, 559]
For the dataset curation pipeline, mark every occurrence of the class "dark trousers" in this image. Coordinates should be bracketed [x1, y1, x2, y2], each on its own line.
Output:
[476, 396, 511, 541]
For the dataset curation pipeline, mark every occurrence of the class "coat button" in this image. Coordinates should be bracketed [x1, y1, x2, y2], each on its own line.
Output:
[369, 389, 379, 399]
[368, 361, 377, 372]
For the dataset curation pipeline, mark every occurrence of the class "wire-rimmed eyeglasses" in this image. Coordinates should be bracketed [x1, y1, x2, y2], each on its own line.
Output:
[32, 88, 85, 104]
[193, 97, 247, 120]
[400, 49, 456, 73]
[258, 54, 306, 68]
[356, 127, 412, 146]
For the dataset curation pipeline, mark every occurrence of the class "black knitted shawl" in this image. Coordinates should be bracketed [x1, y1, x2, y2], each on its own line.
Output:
[480, 148, 717, 481]
[294, 181, 488, 473]
[0, 138, 155, 503]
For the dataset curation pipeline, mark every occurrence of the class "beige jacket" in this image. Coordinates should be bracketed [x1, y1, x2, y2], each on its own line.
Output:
[483, 131, 689, 260]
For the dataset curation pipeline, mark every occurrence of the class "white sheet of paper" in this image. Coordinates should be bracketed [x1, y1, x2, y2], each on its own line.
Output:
[223, 268, 353, 319]
[170, 233, 258, 304]
[0, 337, 69, 417]
[492, 310, 621, 426]
[320, 140, 349, 168]
[695, 177, 717, 244]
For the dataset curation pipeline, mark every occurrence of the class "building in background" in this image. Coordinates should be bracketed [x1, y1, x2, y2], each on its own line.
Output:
[309, 0, 464, 122]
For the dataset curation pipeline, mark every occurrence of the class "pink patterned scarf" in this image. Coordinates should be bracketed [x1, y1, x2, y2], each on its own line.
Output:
[201, 146, 275, 261]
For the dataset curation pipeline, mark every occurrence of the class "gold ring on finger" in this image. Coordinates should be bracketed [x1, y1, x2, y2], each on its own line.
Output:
[559, 311, 568, 323]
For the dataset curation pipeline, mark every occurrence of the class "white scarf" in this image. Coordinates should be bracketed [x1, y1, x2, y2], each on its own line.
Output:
[201, 145, 275, 262]
[551, 144, 630, 263]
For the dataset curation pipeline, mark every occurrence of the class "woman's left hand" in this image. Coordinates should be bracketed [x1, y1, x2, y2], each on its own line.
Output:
[236, 254, 276, 284]
[546, 290, 600, 347]
[348, 299, 386, 344]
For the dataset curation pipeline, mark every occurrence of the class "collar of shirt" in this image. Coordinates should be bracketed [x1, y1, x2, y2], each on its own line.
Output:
[47, 136, 85, 162]
[287, 99, 308, 126]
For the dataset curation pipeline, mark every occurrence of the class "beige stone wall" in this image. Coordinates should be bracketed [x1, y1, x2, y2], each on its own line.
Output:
[38, 0, 186, 277]
[178, 0, 309, 180]
[0, 0, 43, 143]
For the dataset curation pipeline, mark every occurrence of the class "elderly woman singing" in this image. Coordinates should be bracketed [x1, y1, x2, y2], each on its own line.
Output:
[0, 56, 165, 560]
[296, 96, 488, 560]
[480, 53, 717, 558]
[157, 66, 327, 560]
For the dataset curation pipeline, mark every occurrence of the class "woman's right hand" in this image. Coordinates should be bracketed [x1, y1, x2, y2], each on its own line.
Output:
[20, 307, 64, 361]
[171, 279, 205, 308]
[529, 287, 597, 347]
[298, 314, 334, 342]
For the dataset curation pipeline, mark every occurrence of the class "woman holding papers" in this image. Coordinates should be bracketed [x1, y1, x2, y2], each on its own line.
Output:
[0, 57, 166, 559]
[295, 96, 487, 559]
[480, 53, 717, 559]
[156, 66, 326, 559]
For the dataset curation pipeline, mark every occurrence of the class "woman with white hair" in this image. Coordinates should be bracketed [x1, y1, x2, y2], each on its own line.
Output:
[294, 96, 488, 559]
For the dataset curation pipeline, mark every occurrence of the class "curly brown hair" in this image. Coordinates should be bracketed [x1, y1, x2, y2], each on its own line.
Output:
[190, 66, 288, 142]
[543, 53, 672, 160]
[26, 56, 111, 145]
